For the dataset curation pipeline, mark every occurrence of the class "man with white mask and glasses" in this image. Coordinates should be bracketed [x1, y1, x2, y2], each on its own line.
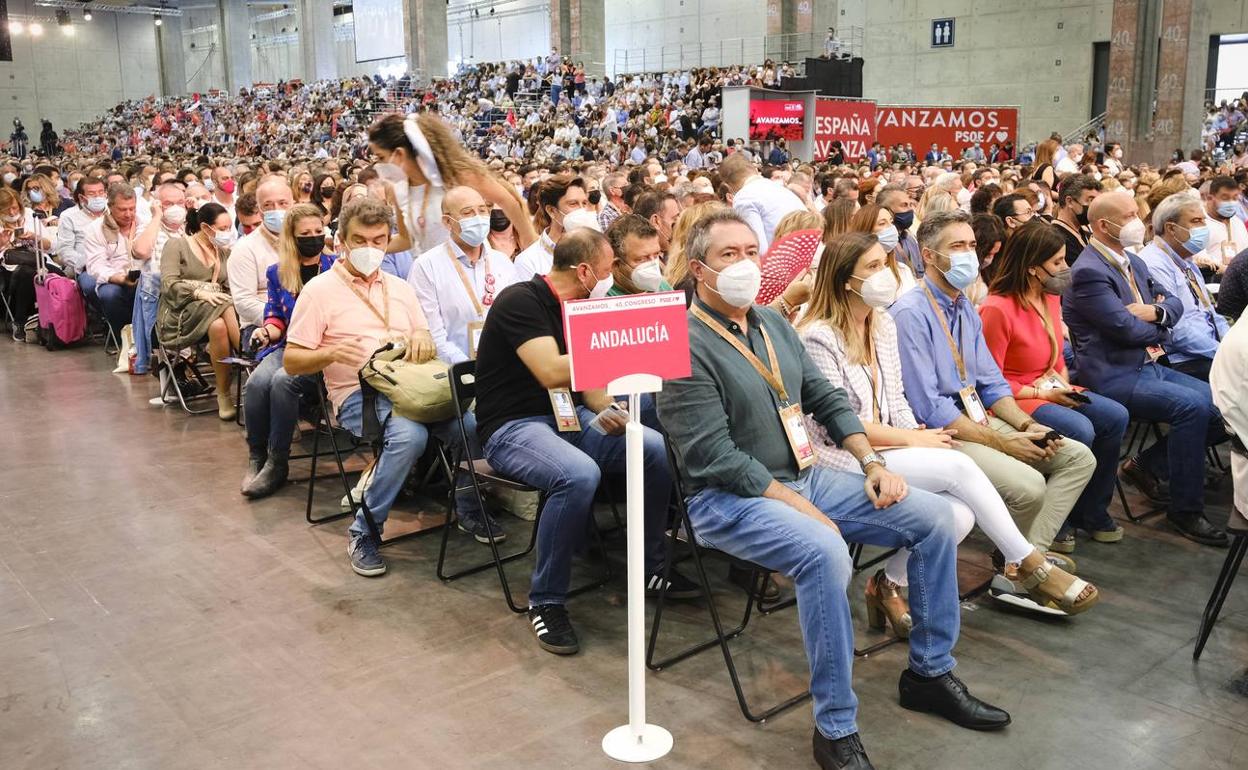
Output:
[659, 210, 1012, 770]
[513, 176, 601, 279]
[408, 185, 518, 364]
[128, 182, 188, 375]
[284, 198, 496, 577]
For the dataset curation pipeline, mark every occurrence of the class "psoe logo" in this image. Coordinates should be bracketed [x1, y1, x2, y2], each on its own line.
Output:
[783, 102, 803, 112]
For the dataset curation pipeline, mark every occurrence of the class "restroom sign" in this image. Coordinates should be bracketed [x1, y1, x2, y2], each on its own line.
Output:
[932, 18, 955, 48]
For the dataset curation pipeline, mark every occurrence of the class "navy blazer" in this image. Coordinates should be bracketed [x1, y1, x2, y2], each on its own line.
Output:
[1062, 242, 1184, 403]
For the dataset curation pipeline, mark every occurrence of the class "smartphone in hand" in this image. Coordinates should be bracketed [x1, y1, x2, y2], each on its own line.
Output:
[126, 269, 141, 282]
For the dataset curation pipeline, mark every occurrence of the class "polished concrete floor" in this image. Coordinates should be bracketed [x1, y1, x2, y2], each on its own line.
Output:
[2, 340, 1247, 770]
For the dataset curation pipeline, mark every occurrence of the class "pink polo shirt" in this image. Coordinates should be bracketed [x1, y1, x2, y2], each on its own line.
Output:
[286, 262, 429, 414]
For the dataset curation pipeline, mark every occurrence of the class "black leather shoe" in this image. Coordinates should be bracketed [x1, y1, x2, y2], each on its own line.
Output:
[813, 730, 874, 770]
[1120, 458, 1171, 505]
[898, 670, 1011, 731]
[1167, 512, 1230, 548]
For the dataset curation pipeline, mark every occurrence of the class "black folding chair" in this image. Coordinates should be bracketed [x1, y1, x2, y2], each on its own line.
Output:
[303, 380, 369, 526]
[435, 360, 612, 613]
[1194, 436, 1248, 660]
[155, 343, 217, 415]
[1117, 420, 1166, 523]
[304, 380, 446, 548]
[646, 439, 813, 723]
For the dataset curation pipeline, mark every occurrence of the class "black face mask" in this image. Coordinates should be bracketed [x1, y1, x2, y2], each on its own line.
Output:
[295, 235, 324, 258]
[588, 189, 602, 205]
[489, 209, 511, 232]
[892, 209, 915, 233]
[1074, 205, 1090, 228]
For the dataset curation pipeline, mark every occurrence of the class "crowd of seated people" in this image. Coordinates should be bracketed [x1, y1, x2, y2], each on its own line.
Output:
[4, 64, 1248, 769]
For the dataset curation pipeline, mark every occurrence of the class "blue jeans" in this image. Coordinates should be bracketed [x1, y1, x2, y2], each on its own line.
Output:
[550, 83, 562, 105]
[243, 348, 317, 455]
[686, 466, 959, 740]
[131, 273, 159, 373]
[1124, 364, 1225, 515]
[1033, 391, 1129, 532]
[337, 391, 485, 538]
[92, 279, 135, 337]
[483, 408, 671, 606]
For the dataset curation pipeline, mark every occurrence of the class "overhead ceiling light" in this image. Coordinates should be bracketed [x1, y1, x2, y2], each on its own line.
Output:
[84, 10, 93, 21]
[154, 14, 162, 27]
[8, 21, 23, 35]
[29, 23, 44, 37]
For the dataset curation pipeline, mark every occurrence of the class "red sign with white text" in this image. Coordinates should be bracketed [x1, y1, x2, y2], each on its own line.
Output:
[563, 291, 691, 392]
[814, 98, 877, 162]
[748, 99, 806, 142]
[875, 105, 1019, 156]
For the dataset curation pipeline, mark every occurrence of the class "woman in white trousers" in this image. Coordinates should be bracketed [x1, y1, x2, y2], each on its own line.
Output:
[797, 232, 1098, 635]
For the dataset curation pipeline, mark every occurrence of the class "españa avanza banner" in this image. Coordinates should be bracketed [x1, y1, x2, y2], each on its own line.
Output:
[813, 99, 877, 162]
[748, 100, 805, 142]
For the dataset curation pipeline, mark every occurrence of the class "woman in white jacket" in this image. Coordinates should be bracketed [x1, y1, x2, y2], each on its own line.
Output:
[797, 232, 1098, 635]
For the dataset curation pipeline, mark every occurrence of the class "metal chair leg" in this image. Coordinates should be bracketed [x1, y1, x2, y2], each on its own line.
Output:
[647, 514, 810, 723]
[1193, 533, 1248, 660]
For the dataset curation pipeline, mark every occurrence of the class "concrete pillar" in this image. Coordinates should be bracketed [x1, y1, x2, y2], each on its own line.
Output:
[219, 0, 253, 92]
[549, 0, 604, 77]
[157, 14, 187, 97]
[403, 0, 447, 84]
[1106, 0, 1208, 164]
[298, 0, 337, 82]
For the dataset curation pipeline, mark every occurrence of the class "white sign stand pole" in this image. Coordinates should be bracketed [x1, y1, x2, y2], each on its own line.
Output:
[602, 373, 673, 763]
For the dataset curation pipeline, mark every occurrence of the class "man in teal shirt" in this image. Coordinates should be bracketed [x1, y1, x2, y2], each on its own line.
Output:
[657, 209, 1009, 770]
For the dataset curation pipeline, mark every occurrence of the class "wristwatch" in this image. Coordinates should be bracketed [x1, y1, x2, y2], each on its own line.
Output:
[858, 451, 888, 472]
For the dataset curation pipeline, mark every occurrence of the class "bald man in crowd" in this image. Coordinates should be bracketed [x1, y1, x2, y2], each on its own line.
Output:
[1063, 191, 1228, 547]
[409, 185, 519, 364]
[228, 176, 295, 337]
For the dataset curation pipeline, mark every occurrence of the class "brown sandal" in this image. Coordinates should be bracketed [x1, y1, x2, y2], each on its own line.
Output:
[865, 569, 912, 638]
[1017, 560, 1099, 615]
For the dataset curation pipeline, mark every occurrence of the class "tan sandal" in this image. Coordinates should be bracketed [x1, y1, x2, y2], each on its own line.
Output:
[1018, 560, 1099, 615]
[865, 569, 912, 638]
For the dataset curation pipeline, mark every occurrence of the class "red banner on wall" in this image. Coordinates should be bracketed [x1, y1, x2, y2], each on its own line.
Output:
[813, 99, 877, 162]
[875, 106, 1019, 156]
[749, 100, 806, 142]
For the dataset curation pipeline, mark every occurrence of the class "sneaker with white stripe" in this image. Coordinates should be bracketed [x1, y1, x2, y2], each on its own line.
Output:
[527, 604, 578, 655]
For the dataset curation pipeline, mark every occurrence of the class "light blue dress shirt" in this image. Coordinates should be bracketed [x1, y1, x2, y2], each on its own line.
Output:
[1137, 239, 1227, 364]
[889, 276, 1014, 428]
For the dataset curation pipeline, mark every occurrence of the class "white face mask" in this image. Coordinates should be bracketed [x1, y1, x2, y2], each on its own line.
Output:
[348, 246, 386, 276]
[580, 264, 614, 298]
[851, 268, 900, 309]
[701, 259, 762, 308]
[630, 259, 664, 292]
[1036, 193, 1047, 211]
[561, 207, 601, 233]
[1109, 217, 1146, 249]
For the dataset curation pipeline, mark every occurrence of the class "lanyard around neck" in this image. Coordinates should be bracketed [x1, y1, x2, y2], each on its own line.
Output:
[446, 242, 492, 316]
[691, 304, 789, 403]
[921, 282, 970, 386]
[335, 264, 390, 330]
